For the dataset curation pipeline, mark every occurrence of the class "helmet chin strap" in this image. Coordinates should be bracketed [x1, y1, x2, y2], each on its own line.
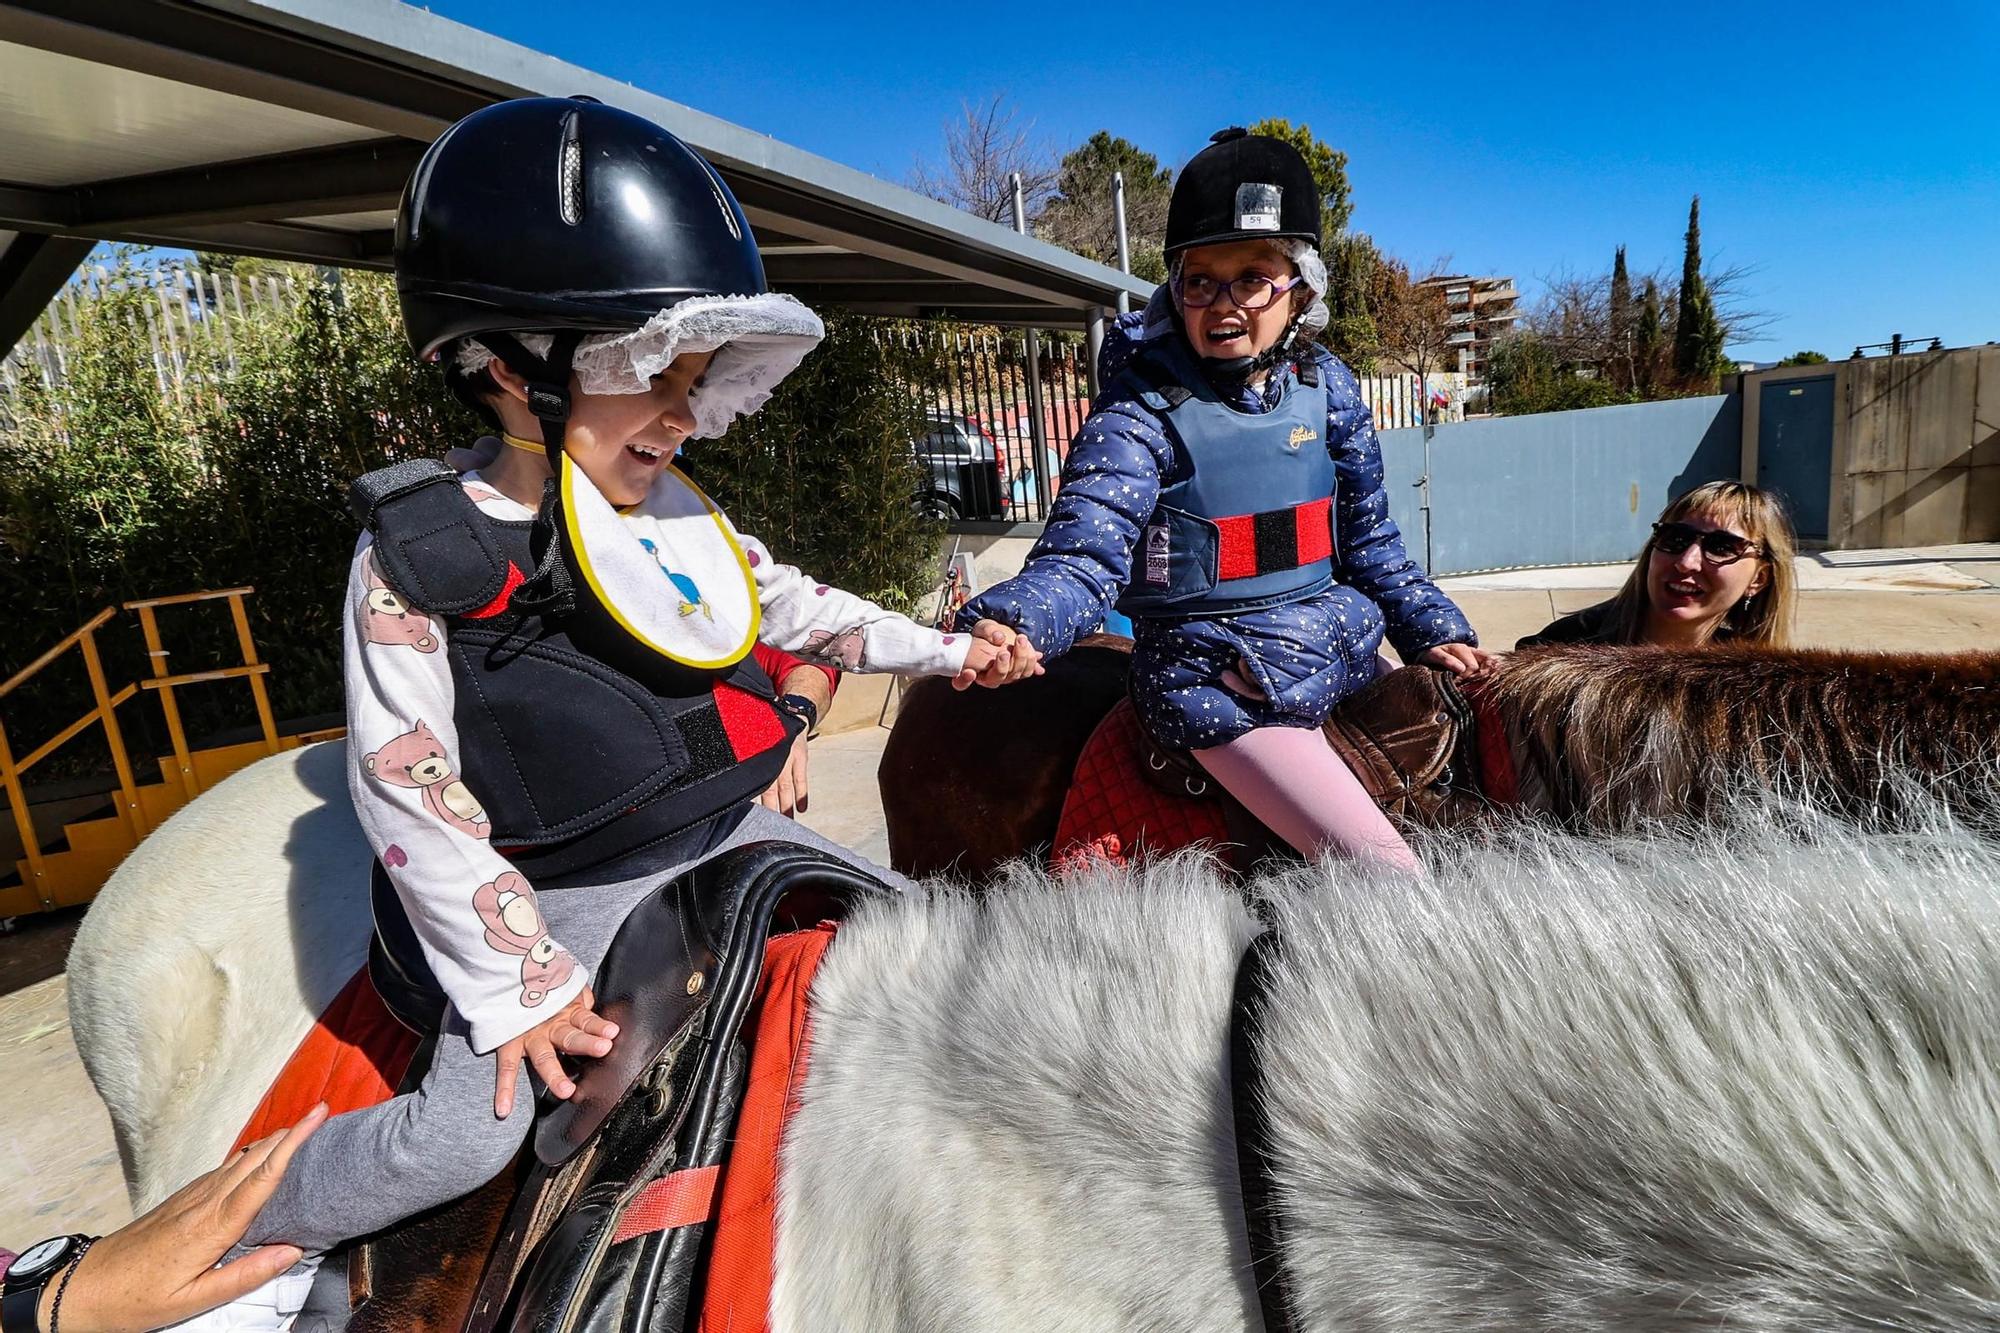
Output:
[472, 330, 587, 617]
[1188, 307, 1310, 394]
[477, 331, 586, 467]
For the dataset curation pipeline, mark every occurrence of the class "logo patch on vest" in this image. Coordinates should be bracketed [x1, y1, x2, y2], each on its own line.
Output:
[1287, 425, 1317, 449]
[1144, 523, 1172, 587]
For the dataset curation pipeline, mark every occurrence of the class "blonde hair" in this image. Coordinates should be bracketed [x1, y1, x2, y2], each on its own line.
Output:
[1602, 481, 1798, 647]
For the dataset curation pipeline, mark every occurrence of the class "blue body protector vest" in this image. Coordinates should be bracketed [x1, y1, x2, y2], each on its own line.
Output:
[1113, 335, 1338, 621]
[351, 461, 796, 880]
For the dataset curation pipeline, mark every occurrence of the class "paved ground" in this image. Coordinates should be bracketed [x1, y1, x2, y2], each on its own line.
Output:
[4, 543, 1995, 1250]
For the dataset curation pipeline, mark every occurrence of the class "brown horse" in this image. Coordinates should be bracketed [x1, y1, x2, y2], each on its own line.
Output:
[879, 638, 2000, 879]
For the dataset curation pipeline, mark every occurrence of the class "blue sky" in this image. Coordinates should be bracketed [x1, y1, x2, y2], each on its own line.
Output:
[423, 0, 1999, 361]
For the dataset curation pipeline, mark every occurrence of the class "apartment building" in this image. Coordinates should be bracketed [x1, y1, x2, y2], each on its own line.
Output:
[1419, 274, 1521, 391]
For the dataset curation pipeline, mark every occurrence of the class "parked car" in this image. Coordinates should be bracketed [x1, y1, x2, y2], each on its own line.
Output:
[913, 410, 1004, 520]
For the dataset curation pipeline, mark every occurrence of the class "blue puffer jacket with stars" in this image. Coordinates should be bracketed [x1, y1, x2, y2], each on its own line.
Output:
[957, 287, 1476, 751]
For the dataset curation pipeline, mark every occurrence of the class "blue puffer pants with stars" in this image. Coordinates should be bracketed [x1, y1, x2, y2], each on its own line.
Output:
[1130, 585, 1388, 750]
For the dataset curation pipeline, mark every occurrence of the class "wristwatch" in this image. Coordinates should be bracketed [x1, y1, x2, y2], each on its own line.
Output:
[2, 1234, 94, 1332]
[776, 692, 820, 736]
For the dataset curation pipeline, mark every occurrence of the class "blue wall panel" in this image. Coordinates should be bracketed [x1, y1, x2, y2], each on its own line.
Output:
[1375, 394, 1742, 574]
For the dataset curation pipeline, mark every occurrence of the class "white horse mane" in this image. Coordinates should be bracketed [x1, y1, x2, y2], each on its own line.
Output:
[777, 810, 2000, 1331]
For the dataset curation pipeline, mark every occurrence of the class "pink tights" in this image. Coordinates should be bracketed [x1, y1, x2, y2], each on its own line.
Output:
[1194, 724, 1418, 873]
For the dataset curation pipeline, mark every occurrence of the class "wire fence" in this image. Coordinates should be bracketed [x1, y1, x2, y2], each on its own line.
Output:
[0, 264, 305, 414]
[878, 320, 1469, 526]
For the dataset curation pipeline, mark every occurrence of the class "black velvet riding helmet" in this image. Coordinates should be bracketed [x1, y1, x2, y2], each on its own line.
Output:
[1164, 127, 1322, 256]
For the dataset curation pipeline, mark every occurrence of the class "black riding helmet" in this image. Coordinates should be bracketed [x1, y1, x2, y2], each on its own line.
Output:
[1164, 129, 1325, 391]
[1164, 127, 1322, 255]
[395, 96, 766, 455]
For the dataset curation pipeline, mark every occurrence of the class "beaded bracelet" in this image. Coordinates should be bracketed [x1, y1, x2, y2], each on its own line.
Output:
[48, 1237, 95, 1333]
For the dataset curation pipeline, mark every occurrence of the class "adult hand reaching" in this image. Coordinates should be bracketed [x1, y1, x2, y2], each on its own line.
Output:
[32, 1105, 326, 1333]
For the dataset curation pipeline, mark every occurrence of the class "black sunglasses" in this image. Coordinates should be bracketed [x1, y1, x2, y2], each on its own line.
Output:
[1651, 521, 1759, 565]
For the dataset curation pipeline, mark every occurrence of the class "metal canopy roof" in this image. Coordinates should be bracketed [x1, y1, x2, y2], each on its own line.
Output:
[0, 0, 1149, 354]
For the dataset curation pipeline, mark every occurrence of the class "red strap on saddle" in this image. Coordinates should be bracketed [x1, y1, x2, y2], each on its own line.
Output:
[1214, 496, 1332, 582]
[1465, 680, 1521, 806]
[713, 680, 790, 761]
[611, 1166, 723, 1244]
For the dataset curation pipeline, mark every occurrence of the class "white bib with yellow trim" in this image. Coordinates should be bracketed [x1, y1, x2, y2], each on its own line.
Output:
[559, 456, 761, 670]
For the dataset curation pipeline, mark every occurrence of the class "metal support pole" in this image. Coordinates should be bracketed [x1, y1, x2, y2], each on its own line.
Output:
[1084, 306, 1106, 401]
[1418, 415, 1436, 574]
[1011, 173, 1052, 516]
[1112, 171, 1133, 315]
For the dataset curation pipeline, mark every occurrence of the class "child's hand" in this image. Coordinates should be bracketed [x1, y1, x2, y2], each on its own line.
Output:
[951, 619, 1045, 690]
[494, 985, 618, 1117]
[1417, 643, 1498, 678]
[979, 633, 1044, 687]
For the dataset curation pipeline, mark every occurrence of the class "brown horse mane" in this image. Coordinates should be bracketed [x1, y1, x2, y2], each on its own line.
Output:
[1487, 644, 2000, 826]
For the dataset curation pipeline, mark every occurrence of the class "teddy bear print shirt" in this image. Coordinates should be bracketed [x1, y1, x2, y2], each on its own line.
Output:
[344, 464, 970, 1054]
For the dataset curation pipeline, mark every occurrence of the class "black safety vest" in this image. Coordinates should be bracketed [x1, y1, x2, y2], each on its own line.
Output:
[351, 460, 796, 878]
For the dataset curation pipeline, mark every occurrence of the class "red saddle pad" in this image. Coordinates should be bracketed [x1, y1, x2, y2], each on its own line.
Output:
[1052, 697, 1231, 869]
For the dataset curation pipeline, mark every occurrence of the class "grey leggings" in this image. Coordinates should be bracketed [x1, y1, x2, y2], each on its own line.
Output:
[244, 804, 914, 1251]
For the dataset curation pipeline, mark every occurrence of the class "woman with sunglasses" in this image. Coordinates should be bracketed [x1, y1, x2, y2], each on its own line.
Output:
[959, 128, 1490, 873]
[1518, 481, 1798, 648]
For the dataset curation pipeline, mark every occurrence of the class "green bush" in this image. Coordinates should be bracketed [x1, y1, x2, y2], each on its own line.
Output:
[1487, 333, 1639, 417]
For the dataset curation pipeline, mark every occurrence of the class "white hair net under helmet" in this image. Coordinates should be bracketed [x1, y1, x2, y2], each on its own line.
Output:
[453, 292, 824, 439]
[1169, 237, 1329, 335]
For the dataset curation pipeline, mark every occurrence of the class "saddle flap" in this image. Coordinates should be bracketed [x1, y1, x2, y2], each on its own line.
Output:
[535, 840, 896, 1166]
[1322, 665, 1468, 816]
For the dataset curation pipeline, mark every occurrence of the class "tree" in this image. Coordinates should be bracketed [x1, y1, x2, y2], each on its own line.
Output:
[909, 94, 1057, 226]
[1320, 231, 1384, 369]
[1634, 278, 1664, 395]
[1672, 196, 1728, 388]
[1608, 246, 1633, 389]
[1246, 118, 1353, 235]
[1777, 350, 1829, 367]
[1375, 259, 1457, 424]
[1035, 132, 1173, 283]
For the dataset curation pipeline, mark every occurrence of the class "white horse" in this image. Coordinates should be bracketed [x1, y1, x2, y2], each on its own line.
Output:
[69, 746, 2000, 1329]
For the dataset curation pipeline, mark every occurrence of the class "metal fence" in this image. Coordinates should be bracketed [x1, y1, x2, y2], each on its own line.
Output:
[0, 264, 303, 410]
[883, 317, 1470, 528]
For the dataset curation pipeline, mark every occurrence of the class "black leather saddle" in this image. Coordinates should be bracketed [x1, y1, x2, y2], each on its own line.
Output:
[332, 840, 894, 1333]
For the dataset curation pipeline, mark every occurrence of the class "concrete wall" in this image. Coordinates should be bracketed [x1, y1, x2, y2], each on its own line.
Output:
[1764, 346, 2000, 549]
[1376, 394, 1742, 574]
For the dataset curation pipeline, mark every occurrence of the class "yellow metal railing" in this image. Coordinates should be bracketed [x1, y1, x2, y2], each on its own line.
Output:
[126, 587, 280, 800]
[1, 588, 281, 910]
[0, 607, 146, 905]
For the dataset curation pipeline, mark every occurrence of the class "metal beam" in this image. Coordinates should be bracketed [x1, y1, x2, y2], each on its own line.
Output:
[0, 231, 92, 360]
[0, 0, 483, 139]
[772, 283, 1050, 309]
[760, 253, 939, 284]
[74, 138, 423, 229]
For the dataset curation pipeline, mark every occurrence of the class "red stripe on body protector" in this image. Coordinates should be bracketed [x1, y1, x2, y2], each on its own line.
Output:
[1214, 496, 1333, 581]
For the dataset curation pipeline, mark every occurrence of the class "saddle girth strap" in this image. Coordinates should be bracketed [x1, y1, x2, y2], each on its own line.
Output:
[1229, 928, 1303, 1333]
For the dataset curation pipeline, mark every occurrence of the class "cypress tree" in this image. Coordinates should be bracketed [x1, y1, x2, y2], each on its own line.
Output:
[1635, 277, 1663, 396]
[1672, 196, 1727, 386]
[1608, 245, 1632, 388]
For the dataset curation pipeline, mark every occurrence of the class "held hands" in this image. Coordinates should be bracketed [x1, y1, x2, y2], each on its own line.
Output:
[1417, 642, 1499, 678]
[494, 986, 618, 1117]
[952, 619, 1045, 691]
